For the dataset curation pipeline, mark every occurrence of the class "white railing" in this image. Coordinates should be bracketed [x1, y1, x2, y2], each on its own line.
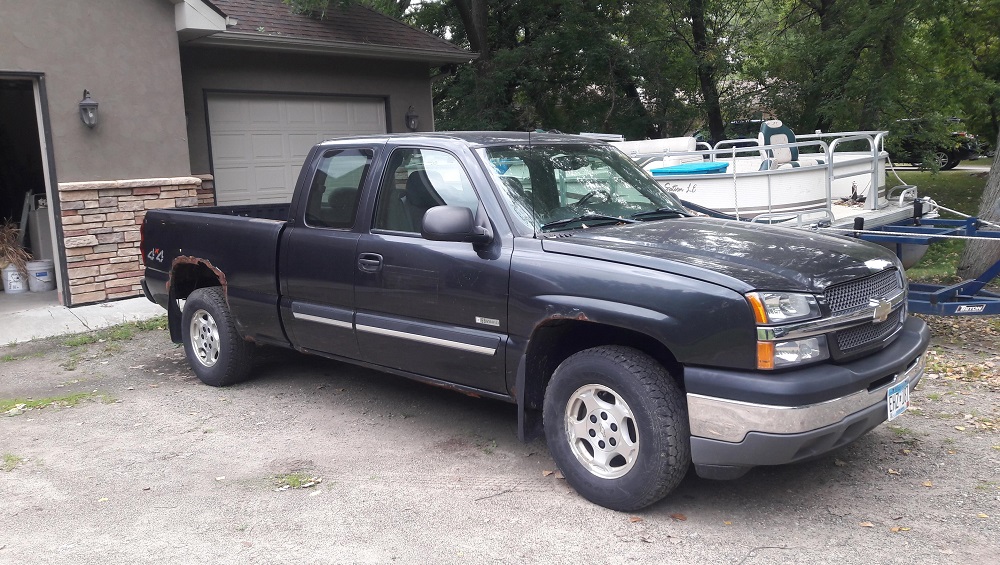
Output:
[619, 131, 890, 221]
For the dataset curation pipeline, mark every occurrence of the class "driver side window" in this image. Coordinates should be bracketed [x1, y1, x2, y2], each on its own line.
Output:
[374, 148, 480, 233]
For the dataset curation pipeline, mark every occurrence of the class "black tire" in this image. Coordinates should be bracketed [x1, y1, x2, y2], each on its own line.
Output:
[181, 287, 255, 387]
[543, 345, 690, 511]
[942, 154, 961, 170]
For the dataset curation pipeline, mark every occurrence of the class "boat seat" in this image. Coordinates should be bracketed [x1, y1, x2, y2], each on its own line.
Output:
[758, 119, 825, 170]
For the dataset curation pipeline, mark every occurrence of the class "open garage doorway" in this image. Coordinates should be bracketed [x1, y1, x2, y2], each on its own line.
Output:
[0, 76, 60, 311]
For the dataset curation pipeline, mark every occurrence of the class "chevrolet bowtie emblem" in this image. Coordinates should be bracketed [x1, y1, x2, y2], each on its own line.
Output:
[871, 298, 891, 323]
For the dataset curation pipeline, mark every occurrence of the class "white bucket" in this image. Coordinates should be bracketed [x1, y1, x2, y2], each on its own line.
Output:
[2, 264, 26, 294]
[26, 259, 55, 292]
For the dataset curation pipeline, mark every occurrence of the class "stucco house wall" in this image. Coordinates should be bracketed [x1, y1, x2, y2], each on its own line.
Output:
[0, 0, 192, 182]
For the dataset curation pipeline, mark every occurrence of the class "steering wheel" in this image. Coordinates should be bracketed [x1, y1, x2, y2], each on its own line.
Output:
[575, 190, 610, 207]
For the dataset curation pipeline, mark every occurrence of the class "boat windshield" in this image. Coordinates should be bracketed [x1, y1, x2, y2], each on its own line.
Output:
[477, 144, 687, 233]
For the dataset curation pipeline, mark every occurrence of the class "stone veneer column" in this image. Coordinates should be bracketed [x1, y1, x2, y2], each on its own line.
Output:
[194, 174, 216, 207]
[58, 177, 201, 306]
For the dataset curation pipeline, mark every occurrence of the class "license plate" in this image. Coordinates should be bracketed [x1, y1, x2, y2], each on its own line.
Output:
[887, 380, 910, 421]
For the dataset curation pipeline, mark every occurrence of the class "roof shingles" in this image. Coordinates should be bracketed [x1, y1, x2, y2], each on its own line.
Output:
[206, 0, 470, 57]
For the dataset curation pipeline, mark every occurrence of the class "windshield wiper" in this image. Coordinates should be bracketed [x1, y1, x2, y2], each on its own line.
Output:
[630, 208, 692, 220]
[540, 214, 638, 232]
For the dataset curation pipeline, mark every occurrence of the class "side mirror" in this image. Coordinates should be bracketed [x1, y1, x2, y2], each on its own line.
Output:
[421, 205, 493, 245]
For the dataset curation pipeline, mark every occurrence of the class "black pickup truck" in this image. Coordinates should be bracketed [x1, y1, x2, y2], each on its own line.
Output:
[141, 132, 929, 511]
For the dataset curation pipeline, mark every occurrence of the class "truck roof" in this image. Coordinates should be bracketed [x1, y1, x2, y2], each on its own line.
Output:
[316, 131, 606, 148]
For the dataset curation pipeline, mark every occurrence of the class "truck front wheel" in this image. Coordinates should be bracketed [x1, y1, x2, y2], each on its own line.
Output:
[543, 346, 690, 511]
[181, 287, 255, 387]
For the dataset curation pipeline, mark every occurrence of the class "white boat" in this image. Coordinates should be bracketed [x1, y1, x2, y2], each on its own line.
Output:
[609, 121, 936, 266]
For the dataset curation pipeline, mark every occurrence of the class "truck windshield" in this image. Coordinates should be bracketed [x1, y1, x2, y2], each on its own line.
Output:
[478, 144, 687, 233]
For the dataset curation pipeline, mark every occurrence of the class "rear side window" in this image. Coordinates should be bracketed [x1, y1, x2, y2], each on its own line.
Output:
[304, 149, 373, 229]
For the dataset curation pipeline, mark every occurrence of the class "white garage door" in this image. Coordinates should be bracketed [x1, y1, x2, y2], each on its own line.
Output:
[207, 93, 387, 205]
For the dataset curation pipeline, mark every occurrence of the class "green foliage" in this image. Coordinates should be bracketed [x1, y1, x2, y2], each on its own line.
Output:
[423, 0, 701, 138]
[0, 392, 103, 413]
[2, 454, 22, 472]
[284, 0, 411, 19]
[283, 0, 336, 18]
[273, 473, 322, 489]
[63, 316, 167, 348]
[285, 0, 997, 143]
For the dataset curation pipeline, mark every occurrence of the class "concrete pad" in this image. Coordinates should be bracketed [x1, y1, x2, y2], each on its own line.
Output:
[0, 296, 165, 346]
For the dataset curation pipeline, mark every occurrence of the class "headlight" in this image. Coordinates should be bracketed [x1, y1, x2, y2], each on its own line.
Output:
[746, 292, 821, 324]
[757, 336, 830, 370]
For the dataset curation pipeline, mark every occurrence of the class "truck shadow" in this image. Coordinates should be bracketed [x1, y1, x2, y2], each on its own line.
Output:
[246, 345, 893, 514]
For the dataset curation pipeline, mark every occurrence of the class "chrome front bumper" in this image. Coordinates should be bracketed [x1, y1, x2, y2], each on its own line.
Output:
[688, 353, 926, 443]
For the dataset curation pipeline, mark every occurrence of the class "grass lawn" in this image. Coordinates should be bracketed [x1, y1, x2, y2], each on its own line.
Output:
[888, 164, 990, 282]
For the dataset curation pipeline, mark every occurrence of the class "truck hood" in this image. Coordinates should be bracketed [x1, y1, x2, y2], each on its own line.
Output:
[539, 218, 899, 293]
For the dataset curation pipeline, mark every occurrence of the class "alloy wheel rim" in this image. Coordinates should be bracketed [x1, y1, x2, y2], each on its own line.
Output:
[933, 152, 949, 169]
[564, 383, 639, 479]
[189, 309, 220, 368]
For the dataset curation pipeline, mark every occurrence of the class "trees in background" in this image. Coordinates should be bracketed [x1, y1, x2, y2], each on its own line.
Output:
[284, 0, 998, 142]
[286, 0, 990, 140]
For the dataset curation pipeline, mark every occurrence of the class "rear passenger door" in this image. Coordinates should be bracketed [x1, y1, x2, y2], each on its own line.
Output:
[280, 146, 374, 358]
[355, 146, 512, 393]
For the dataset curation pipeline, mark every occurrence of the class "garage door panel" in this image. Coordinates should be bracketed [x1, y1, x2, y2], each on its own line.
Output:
[208, 94, 386, 205]
[211, 133, 250, 161]
[289, 134, 319, 159]
[319, 104, 351, 127]
[251, 134, 286, 160]
[253, 165, 287, 190]
[248, 99, 281, 126]
[208, 102, 249, 132]
[353, 105, 385, 129]
[213, 168, 251, 204]
[287, 100, 320, 124]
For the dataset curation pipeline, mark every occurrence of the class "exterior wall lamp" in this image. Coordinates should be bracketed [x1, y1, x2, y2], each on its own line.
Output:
[79, 90, 98, 128]
[405, 106, 419, 131]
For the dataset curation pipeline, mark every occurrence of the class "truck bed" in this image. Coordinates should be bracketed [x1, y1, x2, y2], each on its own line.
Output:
[142, 206, 289, 345]
[183, 203, 291, 221]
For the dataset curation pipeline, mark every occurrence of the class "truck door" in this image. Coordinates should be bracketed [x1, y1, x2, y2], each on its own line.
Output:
[280, 147, 373, 358]
[355, 147, 511, 393]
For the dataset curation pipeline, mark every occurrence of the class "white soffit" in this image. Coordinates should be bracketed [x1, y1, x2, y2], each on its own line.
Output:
[174, 0, 227, 41]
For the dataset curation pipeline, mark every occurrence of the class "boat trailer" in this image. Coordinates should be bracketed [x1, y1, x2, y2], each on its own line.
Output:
[847, 212, 1000, 316]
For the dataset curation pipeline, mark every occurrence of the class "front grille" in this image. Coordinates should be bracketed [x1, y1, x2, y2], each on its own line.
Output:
[824, 269, 902, 314]
[837, 309, 903, 351]
[824, 269, 906, 358]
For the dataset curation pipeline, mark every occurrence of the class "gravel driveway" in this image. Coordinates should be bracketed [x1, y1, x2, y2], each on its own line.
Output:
[1, 315, 997, 564]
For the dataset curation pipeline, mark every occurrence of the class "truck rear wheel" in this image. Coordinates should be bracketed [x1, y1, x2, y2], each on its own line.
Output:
[181, 287, 254, 387]
[543, 346, 690, 511]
